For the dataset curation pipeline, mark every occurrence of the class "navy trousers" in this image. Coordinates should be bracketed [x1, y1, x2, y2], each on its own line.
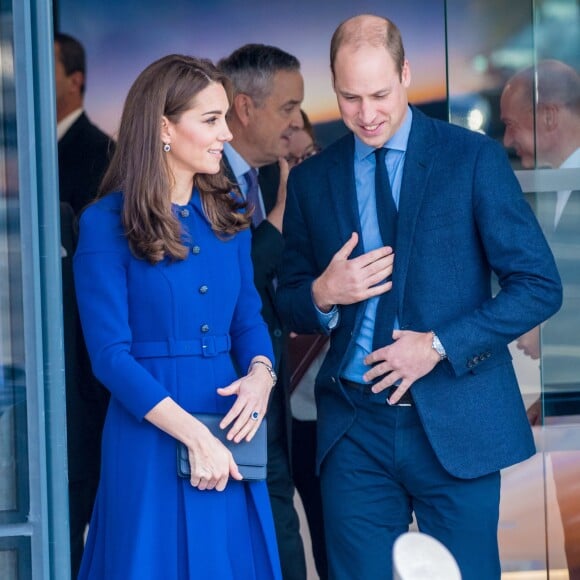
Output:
[320, 388, 501, 580]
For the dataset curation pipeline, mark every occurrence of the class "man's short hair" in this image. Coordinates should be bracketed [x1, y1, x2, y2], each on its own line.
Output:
[54, 32, 86, 95]
[217, 44, 300, 106]
[330, 15, 405, 80]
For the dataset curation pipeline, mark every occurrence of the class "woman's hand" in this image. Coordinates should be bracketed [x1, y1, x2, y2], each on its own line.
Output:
[217, 356, 275, 443]
[145, 397, 242, 491]
[185, 420, 243, 491]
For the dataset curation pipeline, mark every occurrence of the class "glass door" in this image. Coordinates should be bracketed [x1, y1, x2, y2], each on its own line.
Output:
[445, 0, 580, 577]
[0, 0, 70, 577]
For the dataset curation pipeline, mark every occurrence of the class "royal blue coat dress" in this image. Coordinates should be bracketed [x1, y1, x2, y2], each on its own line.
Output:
[73, 191, 282, 580]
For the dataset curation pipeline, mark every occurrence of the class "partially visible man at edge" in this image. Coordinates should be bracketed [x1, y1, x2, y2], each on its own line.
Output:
[501, 59, 580, 579]
[277, 14, 562, 580]
[217, 45, 307, 580]
[54, 31, 113, 579]
[55, 32, 114, 214]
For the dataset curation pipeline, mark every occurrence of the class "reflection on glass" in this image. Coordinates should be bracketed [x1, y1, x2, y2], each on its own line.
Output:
[447, 0, 579, 577]
[0, 4, 26, 521]
[499, 9, 580, 578]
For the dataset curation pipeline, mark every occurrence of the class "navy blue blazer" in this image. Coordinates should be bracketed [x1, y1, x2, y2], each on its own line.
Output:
[277, 107, 562, 479]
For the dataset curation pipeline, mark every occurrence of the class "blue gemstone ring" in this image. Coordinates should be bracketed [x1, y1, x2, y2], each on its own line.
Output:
[251, 411, 260, 421]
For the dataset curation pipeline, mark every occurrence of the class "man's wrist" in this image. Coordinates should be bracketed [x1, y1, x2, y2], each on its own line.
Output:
[430, 331, 447, 361]
[312, 277, 333, 312]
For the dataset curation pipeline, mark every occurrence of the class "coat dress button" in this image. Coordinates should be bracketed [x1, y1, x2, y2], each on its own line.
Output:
[200, 324, 210, 333]
[192, 245, 201, 254]
[199, 285, 208, 294]
[180, 208, 190, 217]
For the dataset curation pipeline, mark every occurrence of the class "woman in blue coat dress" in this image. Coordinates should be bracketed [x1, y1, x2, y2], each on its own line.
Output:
[74, 54, 282, 579]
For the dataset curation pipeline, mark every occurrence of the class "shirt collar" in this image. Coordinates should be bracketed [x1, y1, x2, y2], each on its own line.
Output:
[354, 105, 413, 161]
[561, 147, 580, 170]
[57, 108, 83, 141]
[224, 142, 256, 185]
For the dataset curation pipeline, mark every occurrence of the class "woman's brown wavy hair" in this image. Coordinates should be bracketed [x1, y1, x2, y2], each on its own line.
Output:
[98, 54, 249, 263]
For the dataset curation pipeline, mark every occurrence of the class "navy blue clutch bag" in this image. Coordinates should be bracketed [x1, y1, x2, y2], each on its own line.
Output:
[177, 413, 267, 481]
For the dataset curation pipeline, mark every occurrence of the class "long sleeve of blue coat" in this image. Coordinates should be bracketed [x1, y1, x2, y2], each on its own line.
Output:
[73, 201, 171, 420]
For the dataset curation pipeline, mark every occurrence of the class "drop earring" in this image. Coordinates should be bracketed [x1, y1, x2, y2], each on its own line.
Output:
[163, 143, 171, 153]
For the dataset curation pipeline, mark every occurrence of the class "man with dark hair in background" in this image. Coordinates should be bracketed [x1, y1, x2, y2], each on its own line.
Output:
[55, 32, 113, 214]
[501, 59, 580, 579]
[217, 44, 307, 579]
[54, 31, 112, 578]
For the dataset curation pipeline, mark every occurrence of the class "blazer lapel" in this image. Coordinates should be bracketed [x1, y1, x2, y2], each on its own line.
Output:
[394, 108, 438, 312]
[327, 134, 364, 258]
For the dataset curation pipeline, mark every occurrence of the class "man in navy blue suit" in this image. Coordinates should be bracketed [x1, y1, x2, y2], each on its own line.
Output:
[217, 45, 307, 580]
[277, 14, 562, 580]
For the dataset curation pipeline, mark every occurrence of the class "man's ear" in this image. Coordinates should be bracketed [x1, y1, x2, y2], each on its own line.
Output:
[232, 93, 254, 127]
[540, 103, 559, 132]
[69, 70, 84, 95]
[401, 59, 411, 88]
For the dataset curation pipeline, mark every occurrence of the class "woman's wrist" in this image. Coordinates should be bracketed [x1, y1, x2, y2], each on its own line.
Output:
[248, 358, 277, 388]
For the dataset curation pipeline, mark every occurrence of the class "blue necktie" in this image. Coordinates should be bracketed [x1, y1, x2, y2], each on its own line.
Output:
[243, 168, 264, 227]
[372, 148, 398, 350]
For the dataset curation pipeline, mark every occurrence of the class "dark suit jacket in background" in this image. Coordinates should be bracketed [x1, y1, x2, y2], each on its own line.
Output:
[58, 112, 114, 214]
[223, 156, 307, 580]
[278, 106, 562, 480]
[222, 158, 293, 455]
[222, 158, 287, 407]
[254, 162, 293, 450]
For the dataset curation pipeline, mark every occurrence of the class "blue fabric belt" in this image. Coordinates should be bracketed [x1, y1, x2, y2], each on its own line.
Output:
[131, 335, 231, 358]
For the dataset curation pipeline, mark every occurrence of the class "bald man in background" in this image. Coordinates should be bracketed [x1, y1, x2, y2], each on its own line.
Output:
[501, 60, 580, 579]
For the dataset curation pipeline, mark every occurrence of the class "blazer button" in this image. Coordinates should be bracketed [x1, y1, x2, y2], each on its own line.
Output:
[273, 329, 283, 338]
[192, 245, 201, 255]
[180, 208, 190, 218]
[199, 285, 208, 294]
[200, 324, 210, 333]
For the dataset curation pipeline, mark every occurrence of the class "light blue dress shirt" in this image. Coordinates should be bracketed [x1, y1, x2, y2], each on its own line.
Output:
[317, 107, 413, 383]
[223, 142, 267, 218]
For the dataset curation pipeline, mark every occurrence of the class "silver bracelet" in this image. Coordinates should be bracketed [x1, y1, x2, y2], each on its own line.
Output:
[248, 360, 277, 387]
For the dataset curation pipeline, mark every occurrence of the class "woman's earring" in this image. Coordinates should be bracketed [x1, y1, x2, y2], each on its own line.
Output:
[163, 143, 171, 153]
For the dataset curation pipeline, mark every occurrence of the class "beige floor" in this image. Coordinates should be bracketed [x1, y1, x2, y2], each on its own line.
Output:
[294, 491, 320, 579]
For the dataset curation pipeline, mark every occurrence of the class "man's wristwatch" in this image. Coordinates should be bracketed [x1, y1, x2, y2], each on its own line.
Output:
[249, 360, 278, 387]
[430, 331, 447, 360]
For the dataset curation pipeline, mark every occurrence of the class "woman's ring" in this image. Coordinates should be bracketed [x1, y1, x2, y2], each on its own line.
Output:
[251, 411, 259, 421]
